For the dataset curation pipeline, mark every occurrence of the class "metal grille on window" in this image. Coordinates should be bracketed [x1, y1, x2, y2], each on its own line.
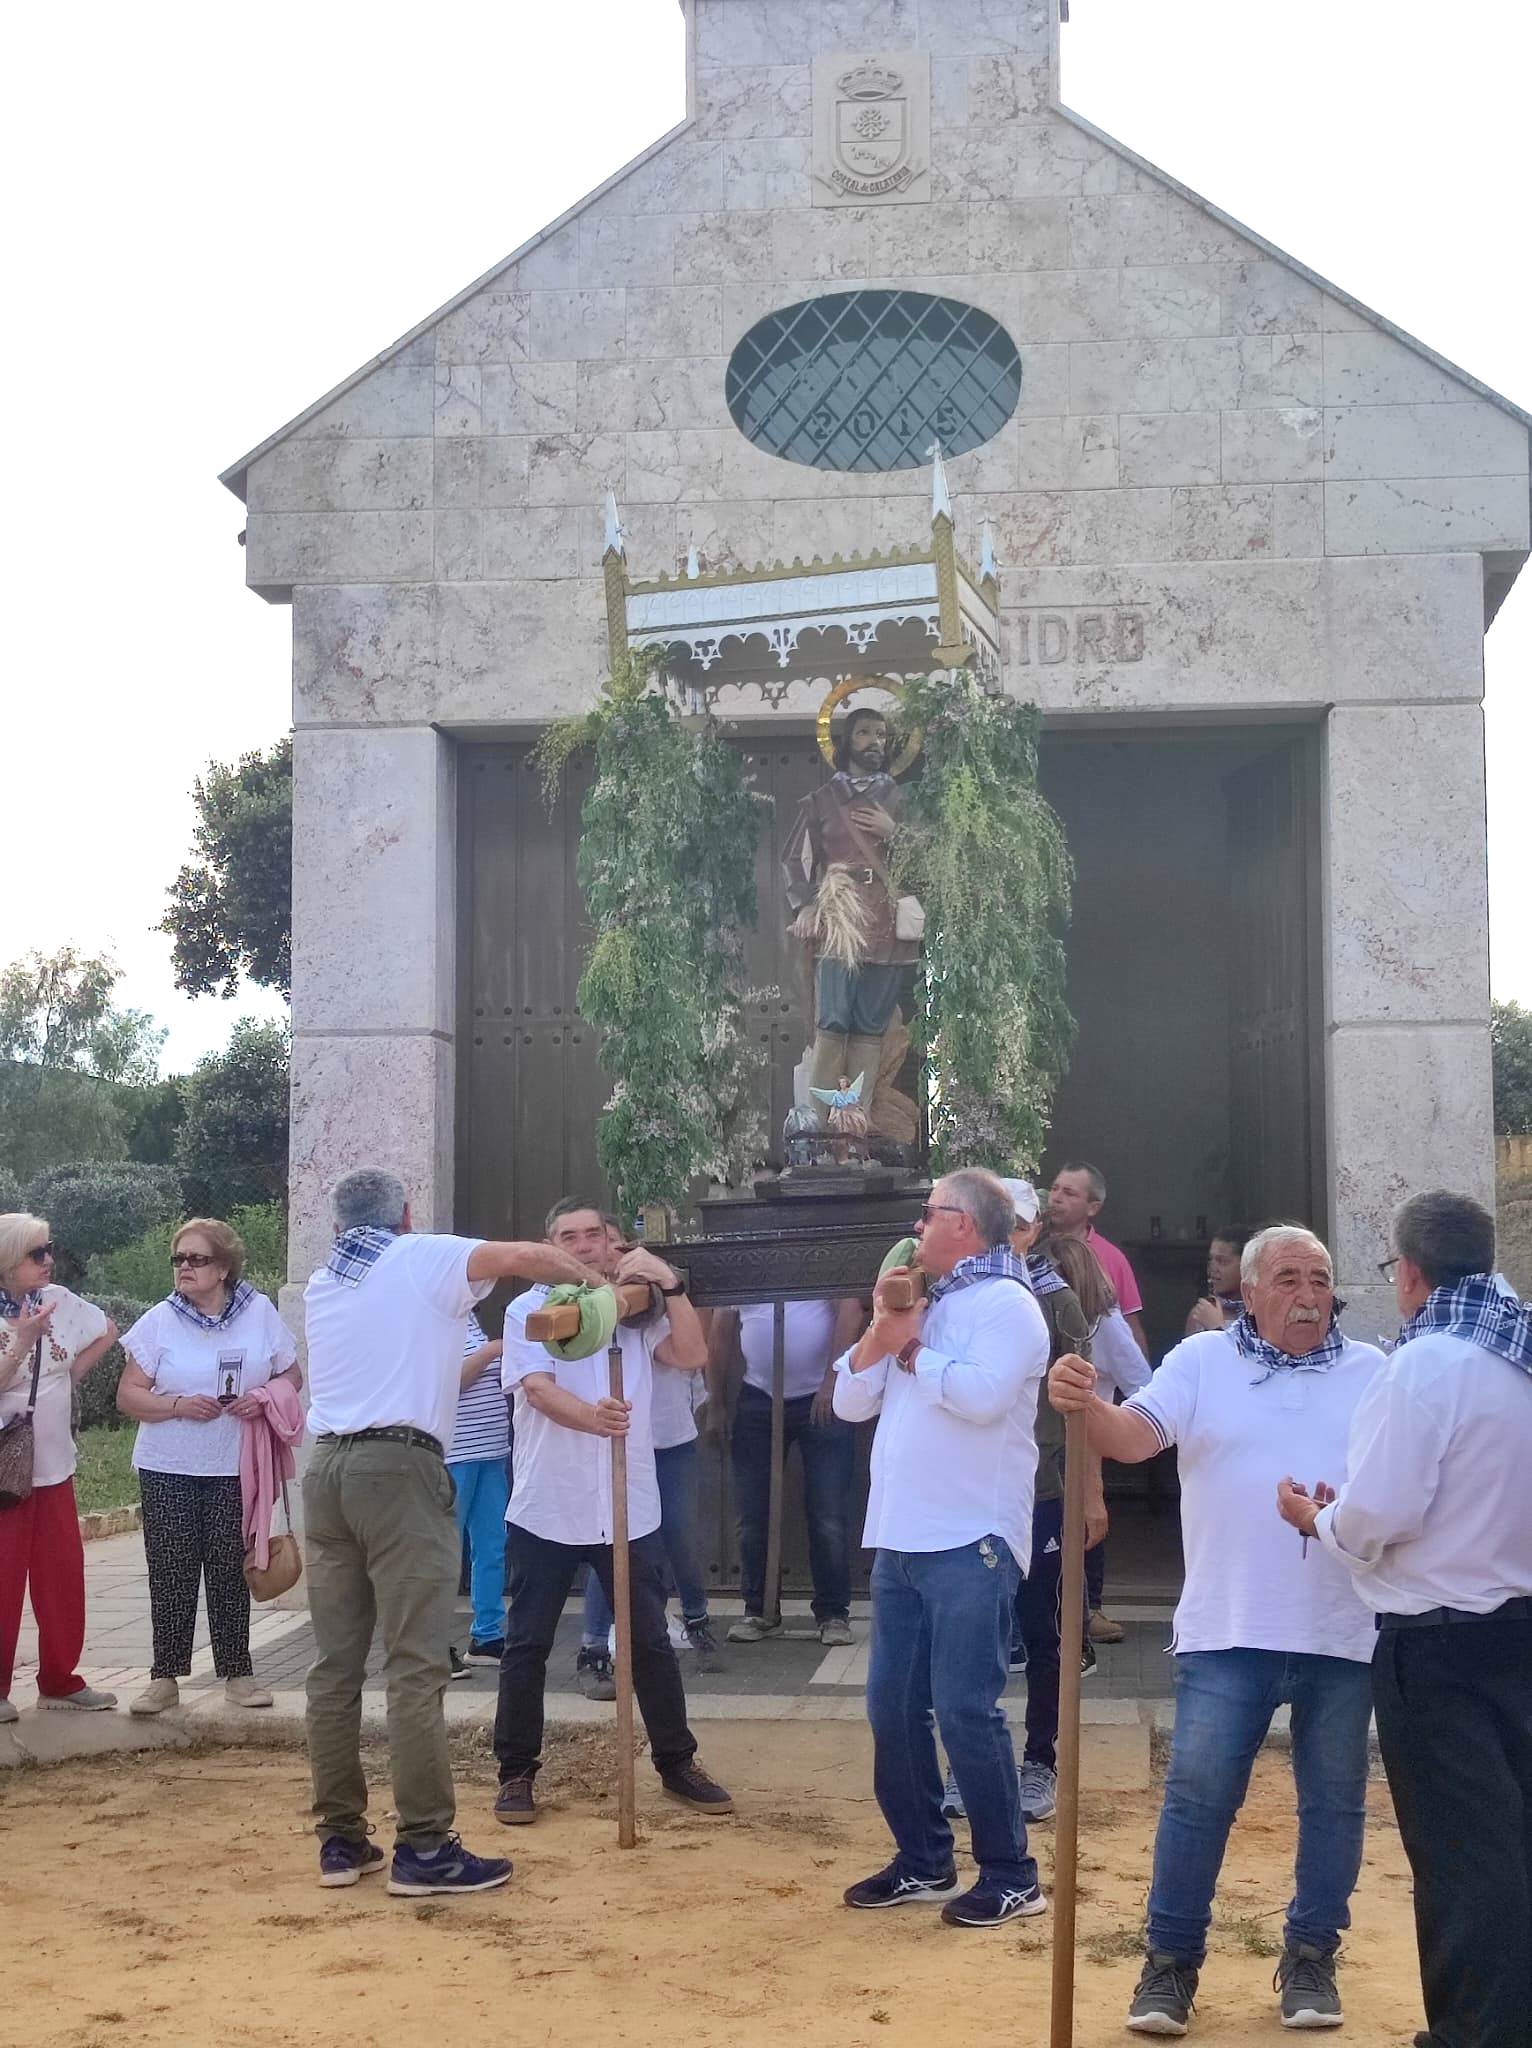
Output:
[725, 289, 1022, 473]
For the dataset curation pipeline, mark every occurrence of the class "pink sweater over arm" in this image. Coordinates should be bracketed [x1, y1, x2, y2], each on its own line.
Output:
[240, 1378, 305, 1567]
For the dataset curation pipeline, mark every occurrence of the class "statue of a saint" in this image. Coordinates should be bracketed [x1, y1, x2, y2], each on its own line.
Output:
[783, 696, 922, 1140]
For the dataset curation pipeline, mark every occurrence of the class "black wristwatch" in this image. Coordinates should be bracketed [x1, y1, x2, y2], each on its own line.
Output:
[659, 1279, 686, 1298]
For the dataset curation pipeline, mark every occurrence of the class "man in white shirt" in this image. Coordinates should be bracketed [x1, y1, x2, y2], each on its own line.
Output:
[834, 1169, 1050, 1929]
[1051, 1225, 1384, 2035]
[492, 1197, 733, 1824]
[302, 1167, 593, 1899]
[1279, 1191, 1532, 2048]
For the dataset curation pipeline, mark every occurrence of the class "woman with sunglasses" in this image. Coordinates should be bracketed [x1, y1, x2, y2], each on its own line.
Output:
[0, 1212, 121, 1720]
[117, 1218, 301, 1714]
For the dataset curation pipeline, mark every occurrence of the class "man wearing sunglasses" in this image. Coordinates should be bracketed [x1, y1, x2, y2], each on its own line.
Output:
[833, 1169, 1050, 1928]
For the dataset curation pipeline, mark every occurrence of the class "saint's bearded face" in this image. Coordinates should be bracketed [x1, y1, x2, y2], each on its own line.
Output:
[845, 713, 888, 775]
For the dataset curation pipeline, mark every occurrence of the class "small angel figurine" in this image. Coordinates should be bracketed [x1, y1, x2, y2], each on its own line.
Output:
[810, 1071, 871, 1140]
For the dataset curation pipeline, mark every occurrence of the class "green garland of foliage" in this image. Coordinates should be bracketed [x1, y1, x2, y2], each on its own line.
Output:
[890, 670, 1074, 1175]
[537, 656, 769, 1219]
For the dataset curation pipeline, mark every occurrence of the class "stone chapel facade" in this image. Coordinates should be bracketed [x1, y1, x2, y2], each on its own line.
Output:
[222, 0, 1530, 1342]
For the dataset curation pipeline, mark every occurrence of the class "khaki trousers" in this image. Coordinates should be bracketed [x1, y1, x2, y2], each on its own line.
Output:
[303, 1436, 459, 1848]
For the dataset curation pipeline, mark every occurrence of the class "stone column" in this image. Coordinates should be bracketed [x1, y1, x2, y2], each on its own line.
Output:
[283, 726, 457, 1318]
[1324, 700, 1494, 1338]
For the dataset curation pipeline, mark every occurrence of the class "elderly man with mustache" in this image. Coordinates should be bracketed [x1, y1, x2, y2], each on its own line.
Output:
[1050, 1225, 1385, 2036]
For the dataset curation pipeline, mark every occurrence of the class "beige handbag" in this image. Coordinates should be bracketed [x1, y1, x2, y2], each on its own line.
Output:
[244, 1479, 303, 1601]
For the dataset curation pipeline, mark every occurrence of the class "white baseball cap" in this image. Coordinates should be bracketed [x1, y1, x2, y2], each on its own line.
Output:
[1000, 1177, 1040, 1225]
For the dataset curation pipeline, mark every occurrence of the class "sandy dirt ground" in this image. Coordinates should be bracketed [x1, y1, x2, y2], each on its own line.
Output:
[3, 1722, 1427, 2048]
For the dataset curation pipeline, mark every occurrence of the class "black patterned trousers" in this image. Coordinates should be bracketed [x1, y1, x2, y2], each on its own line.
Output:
[138, 1470, 252, 1679]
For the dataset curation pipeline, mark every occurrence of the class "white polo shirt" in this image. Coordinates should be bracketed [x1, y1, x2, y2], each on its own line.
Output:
[1125, 1329, 1385, 1661]
[501, 1286, 667, 1545]
[832, 1274, 1048, 1568]
[303, 1233, 491, 1451]
[1315, 1328, 1532, 1616]
[739, 1299, 838, 1400]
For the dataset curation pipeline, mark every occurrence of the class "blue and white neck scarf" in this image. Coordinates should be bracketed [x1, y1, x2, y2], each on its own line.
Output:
[928, 1245, 1033, 1305]
[1398, 1273, 1532, 1380]
[0, 1287, 43, 1322]
[1026, 1252, 1068, 1299]
[326, 1226, 398, 1287]
[167, 1278, 257, 1334]
[1233, 1308, 1347, 1386]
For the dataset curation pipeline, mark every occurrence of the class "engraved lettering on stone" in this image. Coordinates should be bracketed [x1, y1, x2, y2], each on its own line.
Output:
[1011, 609, 1149, 666]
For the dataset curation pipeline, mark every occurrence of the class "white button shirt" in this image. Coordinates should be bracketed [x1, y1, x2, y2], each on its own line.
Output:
[1314, 1328, 1532, 1615]
[501, 1286, 667, 1546]
[832, 1275, 1048, 1568]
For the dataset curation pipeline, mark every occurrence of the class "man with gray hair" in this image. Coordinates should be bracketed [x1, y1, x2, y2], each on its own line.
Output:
[833, 1169, 1051, 1928]
[1051, 1224, 1384, 2034]
[1278, 1190, 1532, 2048]
[301, 1168, 595, 1898]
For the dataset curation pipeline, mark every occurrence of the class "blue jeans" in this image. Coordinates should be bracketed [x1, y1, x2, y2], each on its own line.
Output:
[583, 1440, 710, 1642]
[448, 1455, 510, 1643]
[1148, 1649, 1374, 1963]
[731, 1383, 855, 1622]
[866, 1539, 1036, 1891]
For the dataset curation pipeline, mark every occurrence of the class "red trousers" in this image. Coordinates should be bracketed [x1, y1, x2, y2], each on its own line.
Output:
[0, 1478, 86, 1698]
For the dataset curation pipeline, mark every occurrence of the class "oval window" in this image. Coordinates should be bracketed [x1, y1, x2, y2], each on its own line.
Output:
[726, 288, 1021, 473]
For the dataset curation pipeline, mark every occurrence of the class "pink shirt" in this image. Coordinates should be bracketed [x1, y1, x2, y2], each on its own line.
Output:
[1086, 1228, 1142, 1316]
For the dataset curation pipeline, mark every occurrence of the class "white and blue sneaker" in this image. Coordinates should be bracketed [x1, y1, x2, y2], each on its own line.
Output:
[940, 1770, 966, 1819]
[941, 1879, 1047, 1927]
[387, 1834, 513, 1897]
[843, 1862, 961, 1908]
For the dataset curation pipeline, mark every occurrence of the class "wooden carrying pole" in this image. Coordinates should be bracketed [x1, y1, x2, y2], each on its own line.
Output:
[526, 1281, 654, 1343]
[1049, 1413, 1090, 2048]
[607, 1340, 637, 1849]
[762, 1299, 787, 1630]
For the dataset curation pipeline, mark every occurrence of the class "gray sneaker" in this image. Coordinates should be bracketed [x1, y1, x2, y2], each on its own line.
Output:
[39, 1686, 117, 1712]
[1017, 1761, 1057, 1822]
[0, 1697, 17, 1724]
[1275, 1944, 1343, 2029]
[939, 1770, 966, 1819]
[1127, 1951, 1199, 2036]
[725, 1613, 782, 1643]
[817, 1615, 854, 1647]
[575, 1647, 617, 1701]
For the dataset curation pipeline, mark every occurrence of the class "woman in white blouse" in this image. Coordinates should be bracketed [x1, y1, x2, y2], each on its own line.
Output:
[117, 1217, 301, 1714]
[0, 1212, 120, 1719]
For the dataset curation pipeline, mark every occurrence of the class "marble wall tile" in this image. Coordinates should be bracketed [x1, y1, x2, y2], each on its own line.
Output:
[578, 357, 732, 433]
[1070, 488, 1173, 564]
[1271, 481, 1324, 557]
[1219, 260, 1322, 334]
[1015, 268, 1121, 342]
[931, 55, 969, 127]
[481, 507, 583, 581]
[1168, 334, 1322, 411]
[509, 227, 580, 289]
[626, 286, 723, 358]
[818, 0, 923, 45]
[433, 509, 481, 581]
[772, 207, 871, 279]
[1159, 198, 1254, 263]
[771, 496, 891, 562]
[433, 579, 608, 717]
[1067, 194, 1167, 269]
[578, 216, 677, 288]
[526, 431, 627, 505]
[575, 501, 678, 579]
[1013, 121, 1118, 197]
[433, 439, 481, 508]
[1323, 400, 1529, 481]
[480, 439, 531, 507]
[296, 364, 436, 438]
[1063, 413, 1120, 488]
[695, 63, 813, 140]
[675, 500, 777, 574]
[930, 128, 1021, 205]
[1323, 554, 1483, 704]
[696, 0, 816, 66]
[945, 419, 1023, 492]
[1070, 340, 1172, 415]
[433, 293, 531, 366]
[968, 51, 1049, 120]
[1118, 265, 1223, 338]
[1322, 330, 1469, 408]
[1169, 483, 1274, 560]
[967, 199, 1072, 272]
[724, 138, 812, 211]
[1017, 343, 1072, 414]
[247, 438, 432, 513]
[245, 512, 433, 589]
[482, 362, 578, 438]
[963, 491, 1071, 566]
[1220, 407, 1323, 482]
[528, 290, 627, 361]
[1324, 474, 1530, 556]
[592, 142, 725, 218]
[627, 428, 731, 503]
[1119, 411, 1220, 486]
[433, 365, 481, 437]
[866, 203, 976, 276]
[1320, 294, 1371, 333]
[675, 211, 777, 283]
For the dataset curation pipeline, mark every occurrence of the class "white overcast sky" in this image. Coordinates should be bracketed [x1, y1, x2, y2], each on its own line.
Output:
[7, 0, 1528, 1072]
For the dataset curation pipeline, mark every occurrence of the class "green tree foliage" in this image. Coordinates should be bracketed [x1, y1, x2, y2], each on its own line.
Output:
[890, 672, 1075, 1175]
[161, 737, 293, 998]
[87, 1200, 287, 1310]
[174, 1018, 290, 1215]
[120, 1076, 187, 1166]
[538, 658, 768, 1217]
[26, 1160, 180, 1281]
[1492, 999, 1532, 1136]
[73, 1294, 151, 1434]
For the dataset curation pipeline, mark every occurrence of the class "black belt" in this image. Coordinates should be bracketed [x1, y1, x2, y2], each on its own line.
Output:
[316, 1426, 444, 1458]
[1376, 1595, 1532, 1632]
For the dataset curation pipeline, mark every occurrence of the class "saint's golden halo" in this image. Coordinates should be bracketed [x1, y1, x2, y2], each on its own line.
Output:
[815, 677, 923, 775]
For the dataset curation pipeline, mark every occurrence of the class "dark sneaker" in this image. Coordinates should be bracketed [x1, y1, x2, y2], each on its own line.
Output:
[1127, 1952, 1199, 2036]
[318, 1835, 386, 1888]
[448, 1646, 470, 1681]
[683, 1618, 724, 1668]
[659, 1760, 734, 1814]
[844, 1862, 960, 1909]
[1275, 1944, 1343, 2029]
[940, 1770, 966, 1819]
[1017, 1761, 1057, 1822]
[1081, 1641, 1098, 1680]
[941, 1878, 1047, 1927]
[466, 1637, 504, 1665]
[1008, 1638, 1027, 1672]
[494, 1774, 536, 1826]
[576, 1647, 617, 1701]
[387, 1834, 512, 1896]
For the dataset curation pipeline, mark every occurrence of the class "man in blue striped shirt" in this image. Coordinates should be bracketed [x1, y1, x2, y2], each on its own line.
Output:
[448, 1313, 510, 1664]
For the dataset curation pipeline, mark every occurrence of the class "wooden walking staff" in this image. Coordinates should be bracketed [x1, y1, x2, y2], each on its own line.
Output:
[762, 1299, 787, 1631]
[607, 1339, 637, 1849]
[1049, 1412, 1091, 2048]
